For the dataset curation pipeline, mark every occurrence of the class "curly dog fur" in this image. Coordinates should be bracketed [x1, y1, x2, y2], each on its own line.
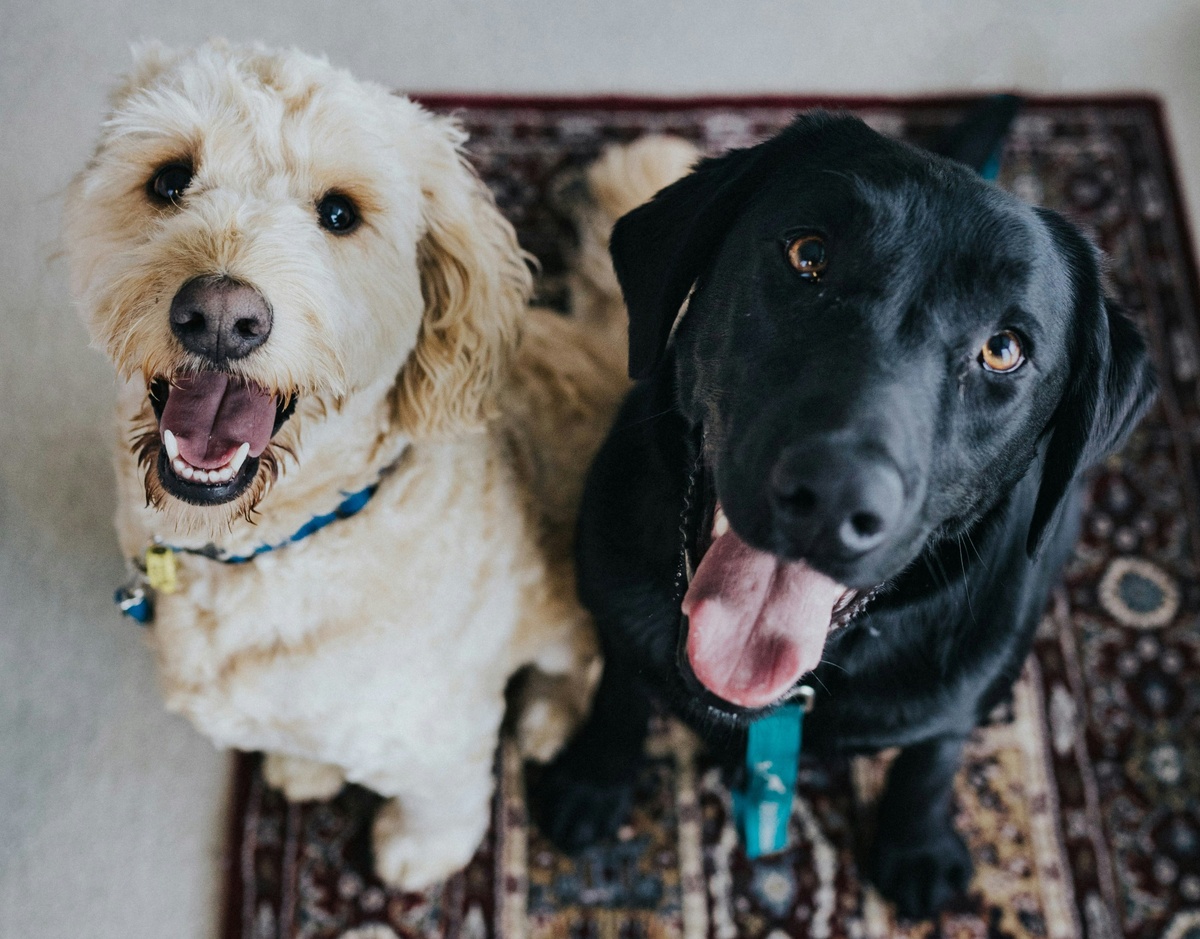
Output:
[64, 39, 696, 888]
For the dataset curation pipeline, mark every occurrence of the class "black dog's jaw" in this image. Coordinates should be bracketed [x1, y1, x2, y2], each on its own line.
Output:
[534, 112, 1156, 919]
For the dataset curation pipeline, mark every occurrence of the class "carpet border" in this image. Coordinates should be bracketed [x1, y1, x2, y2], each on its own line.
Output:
[407, 91, 1162, 111]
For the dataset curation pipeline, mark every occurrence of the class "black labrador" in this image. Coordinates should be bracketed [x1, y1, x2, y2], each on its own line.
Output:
[534, 111, 1157, 918]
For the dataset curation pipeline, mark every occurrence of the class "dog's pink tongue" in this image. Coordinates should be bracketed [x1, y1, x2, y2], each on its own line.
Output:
[682, 529, 845, 709]
[159, 373, 276, 468]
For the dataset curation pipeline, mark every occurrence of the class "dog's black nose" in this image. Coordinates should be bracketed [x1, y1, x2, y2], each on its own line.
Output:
[769, 442, 905, 559]
[169, 275, 273, 363]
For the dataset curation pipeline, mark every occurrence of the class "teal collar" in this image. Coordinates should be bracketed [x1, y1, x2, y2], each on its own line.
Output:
[733, 687, 815, 858]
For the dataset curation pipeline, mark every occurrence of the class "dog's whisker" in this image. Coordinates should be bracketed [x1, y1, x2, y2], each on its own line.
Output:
[964, 530, 985, 566]
[956, 536, 978, 627]
[620, 404, 684, 429]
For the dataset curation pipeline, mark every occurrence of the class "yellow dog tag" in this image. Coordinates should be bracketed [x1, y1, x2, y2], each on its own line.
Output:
[145, 545, 178, 594]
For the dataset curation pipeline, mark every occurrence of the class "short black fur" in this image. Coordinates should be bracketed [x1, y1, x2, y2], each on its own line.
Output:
[534, 111, 1156, 919]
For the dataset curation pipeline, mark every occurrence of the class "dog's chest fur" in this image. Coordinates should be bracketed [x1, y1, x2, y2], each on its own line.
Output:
[152, 440, 536, 767]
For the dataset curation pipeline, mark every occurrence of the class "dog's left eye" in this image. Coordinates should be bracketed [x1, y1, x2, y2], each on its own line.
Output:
[786, 235, 827, 280]
[979, 331, 1025, 373]
[317, 193, 359, 234]
[148, 163, 193, 205]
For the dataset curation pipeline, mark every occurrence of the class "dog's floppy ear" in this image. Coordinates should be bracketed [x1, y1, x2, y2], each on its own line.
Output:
[392, 111, 533, 437]
[1026, 209, 1157, 554]
[611, 138, 770, 379]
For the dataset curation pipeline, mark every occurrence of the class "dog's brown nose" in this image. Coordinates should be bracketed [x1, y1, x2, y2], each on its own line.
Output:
[169, 275, 273, 363]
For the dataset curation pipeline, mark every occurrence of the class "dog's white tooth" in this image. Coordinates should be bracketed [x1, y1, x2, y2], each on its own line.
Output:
[713, 507, 730, 538]
[162, 429, 180, 461]
[198, 470, 213, 484]
[230, 442, 250, 472]
[172, 458, 186, 475]
[180, 465, 195, 480]
[218, 467, 233, 482]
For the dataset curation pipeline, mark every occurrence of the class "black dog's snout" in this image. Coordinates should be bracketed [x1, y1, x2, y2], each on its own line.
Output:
[769, 442, 905, 559]
[170, 275, 273, 363]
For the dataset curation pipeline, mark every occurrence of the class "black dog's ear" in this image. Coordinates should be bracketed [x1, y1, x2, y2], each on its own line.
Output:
[1027, 209, 1158, 554]
[611, 142, 767, 379]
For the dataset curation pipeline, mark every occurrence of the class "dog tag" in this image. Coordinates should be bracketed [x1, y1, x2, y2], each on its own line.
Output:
[145, 545, 178, 594]
[733, 689, 813, 858]
[114, 581, 153, 624]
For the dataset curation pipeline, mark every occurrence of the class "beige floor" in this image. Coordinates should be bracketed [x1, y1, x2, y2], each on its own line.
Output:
[2, 3, 1198, 937]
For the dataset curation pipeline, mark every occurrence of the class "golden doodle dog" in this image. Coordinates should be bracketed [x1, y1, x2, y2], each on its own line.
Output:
[64, 40, 697, 888]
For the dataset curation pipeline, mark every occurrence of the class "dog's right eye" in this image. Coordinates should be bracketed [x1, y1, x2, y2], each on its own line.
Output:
[786, 235, 827, 281]
[148, 163, 193, 205]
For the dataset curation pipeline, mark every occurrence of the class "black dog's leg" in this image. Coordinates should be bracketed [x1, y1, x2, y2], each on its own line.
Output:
[531, 655, 652, 852]
[868, 735, 973, 919]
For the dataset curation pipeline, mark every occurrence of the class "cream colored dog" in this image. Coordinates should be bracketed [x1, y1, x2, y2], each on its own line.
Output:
[64, 40, 696, 889]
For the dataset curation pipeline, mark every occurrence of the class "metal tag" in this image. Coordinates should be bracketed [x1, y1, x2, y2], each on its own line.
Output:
[114, 580, 153, 624]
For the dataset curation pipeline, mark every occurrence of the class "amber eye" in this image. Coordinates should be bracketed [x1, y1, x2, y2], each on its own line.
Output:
[148, 163, 193, 205]
[979, 330, 1025, 373]
[786, 235, 827, 280]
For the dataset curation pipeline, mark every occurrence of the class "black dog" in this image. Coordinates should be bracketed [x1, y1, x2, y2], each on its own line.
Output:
[534, 112, 1156, 918]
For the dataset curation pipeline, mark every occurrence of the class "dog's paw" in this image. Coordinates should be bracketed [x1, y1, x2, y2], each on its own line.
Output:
[371, 799, 483, 891]
[530, 757, 635, 853]
[511, 662, 600, 764]
[515, 697, 574, 764]
[868, 825, 974, 920]
[262, 753, 345, 802]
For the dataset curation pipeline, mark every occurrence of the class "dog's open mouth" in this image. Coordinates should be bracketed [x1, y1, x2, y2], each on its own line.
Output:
[148, 373, 295, 506]
[679, 454, 875, 712]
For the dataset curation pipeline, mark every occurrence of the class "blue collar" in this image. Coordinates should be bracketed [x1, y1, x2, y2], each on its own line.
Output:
[175, 482, 379, 564]
[115, 477, 384, 624]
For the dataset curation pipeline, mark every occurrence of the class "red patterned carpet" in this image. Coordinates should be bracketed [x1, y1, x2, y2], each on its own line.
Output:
[222, 97, 1200, 939]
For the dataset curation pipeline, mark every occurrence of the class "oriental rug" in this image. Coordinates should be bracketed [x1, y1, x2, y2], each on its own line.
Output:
[223, 96, 1200, 939]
